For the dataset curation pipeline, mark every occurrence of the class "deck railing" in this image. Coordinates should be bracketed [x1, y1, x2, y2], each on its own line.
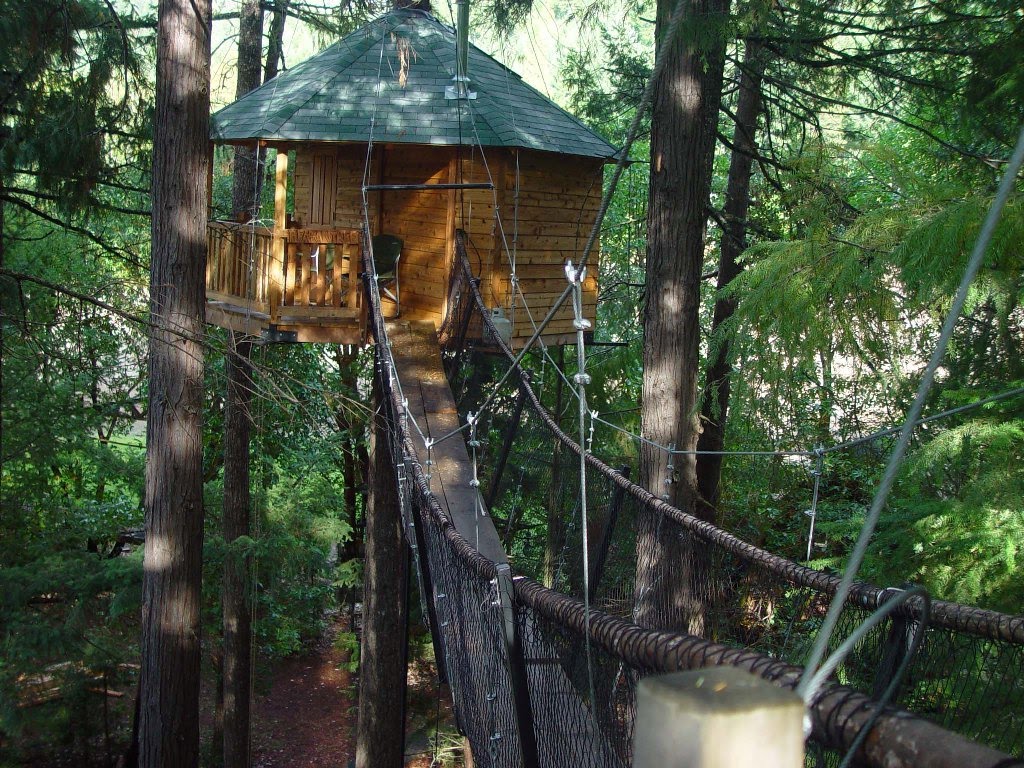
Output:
[206, 222, 364, 329]
[207, 222, 274, 313]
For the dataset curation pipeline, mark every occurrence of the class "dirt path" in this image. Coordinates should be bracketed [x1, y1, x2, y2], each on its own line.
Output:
[252, 618, 355, 768]
[249, 617, 460, 768]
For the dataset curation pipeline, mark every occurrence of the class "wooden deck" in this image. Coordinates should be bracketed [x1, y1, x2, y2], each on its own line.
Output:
[205, 221, 370, 343]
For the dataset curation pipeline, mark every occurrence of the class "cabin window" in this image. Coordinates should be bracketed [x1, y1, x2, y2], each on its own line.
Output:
[309, 151, 337, 226]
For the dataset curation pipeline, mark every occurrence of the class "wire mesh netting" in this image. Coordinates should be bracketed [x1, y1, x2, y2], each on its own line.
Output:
[363, 231, 1024, 768]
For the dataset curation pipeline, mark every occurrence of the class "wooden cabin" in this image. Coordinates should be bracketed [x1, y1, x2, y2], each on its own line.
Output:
[206, 7, 616, 346]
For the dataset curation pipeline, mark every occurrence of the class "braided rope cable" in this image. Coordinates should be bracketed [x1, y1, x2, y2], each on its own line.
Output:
[450, 232, 1024, 645]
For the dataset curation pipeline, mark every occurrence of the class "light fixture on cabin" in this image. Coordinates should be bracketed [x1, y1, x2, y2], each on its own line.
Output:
[485, 307, 512, 347]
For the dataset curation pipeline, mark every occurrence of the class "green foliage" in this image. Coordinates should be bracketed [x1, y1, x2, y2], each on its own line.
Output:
[867, 413, 1024, 611]
[333, 629, 361, 673]
[0, 0, 150, 210]
[0, 548, 142, 758]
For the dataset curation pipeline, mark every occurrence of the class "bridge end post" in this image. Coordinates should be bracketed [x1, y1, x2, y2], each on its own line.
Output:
[634, 667, 804, 768]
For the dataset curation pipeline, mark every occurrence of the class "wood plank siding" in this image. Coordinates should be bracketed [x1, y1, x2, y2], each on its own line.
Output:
[278, 143, 603, 346]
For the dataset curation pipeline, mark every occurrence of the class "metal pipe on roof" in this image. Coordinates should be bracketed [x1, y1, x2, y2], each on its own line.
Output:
[456, 0, 469, 84]
[446, 0, 476, 100]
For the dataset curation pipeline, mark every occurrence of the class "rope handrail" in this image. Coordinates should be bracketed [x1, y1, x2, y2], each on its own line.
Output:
[451, 230, 1024, 646]
[511, 576, 1015, 768]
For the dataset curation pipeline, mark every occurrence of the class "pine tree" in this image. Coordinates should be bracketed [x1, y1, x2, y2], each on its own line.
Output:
[139, 0, 211, 762]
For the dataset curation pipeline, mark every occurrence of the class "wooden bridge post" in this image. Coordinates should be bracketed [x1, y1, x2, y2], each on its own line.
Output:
[495, 564, 540, 768]
[634, 667, 803, 768]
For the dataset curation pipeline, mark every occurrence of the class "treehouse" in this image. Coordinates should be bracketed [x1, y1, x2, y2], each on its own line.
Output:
[206, 6, 615, 345]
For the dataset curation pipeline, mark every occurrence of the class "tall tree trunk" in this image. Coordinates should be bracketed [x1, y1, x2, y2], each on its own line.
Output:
[140, 0, 210, 761]
[220, 5, 263, 764]
[264, 1, 289, 83]
[634, 0, 729, 634]
[696, 38, 766, 508]
[542, 345, 566, 588]
[230, 0, 264, 223]
[335, 350, 361, 561]
[355, 370, 408, 768]
[222, 332, 253, 768]
[1, 188, 5, 478]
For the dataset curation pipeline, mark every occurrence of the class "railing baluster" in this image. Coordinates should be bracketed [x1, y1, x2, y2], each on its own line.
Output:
[331, 245, 342, 307]
[284, 243, 296, 306]
[229, 230, 240, 297]
[220, 229, 230, 293]
[347, 242, 360, 311]
[261, 233, 270, 305]
[299, 251, 311, 306]
[206, 228, 214, 290]
[313, 249, 325, 306]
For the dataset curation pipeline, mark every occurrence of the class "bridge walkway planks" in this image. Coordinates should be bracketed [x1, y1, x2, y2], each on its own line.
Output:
[386, 319, 507, 564]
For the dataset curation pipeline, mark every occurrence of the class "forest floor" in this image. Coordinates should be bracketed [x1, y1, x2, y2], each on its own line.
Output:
[251, 614, 355, 767]
[251, 613, 463, 768]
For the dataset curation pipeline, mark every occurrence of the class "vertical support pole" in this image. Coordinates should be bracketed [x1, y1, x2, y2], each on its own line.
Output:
[587, 465, 629, 604]
[443, 157, 458, 320]
[455, 0, 469, 85]
[495, 565, 539, 768]
[871, 591, 913, 701]
[484, 384, 528, 509]
[355, 369, 409, 768]
[269, 148, 288, 323]
[634, 668, 804, 768]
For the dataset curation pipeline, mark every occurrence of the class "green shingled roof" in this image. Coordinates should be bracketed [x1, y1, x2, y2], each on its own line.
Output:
[211, 8, 617, 160]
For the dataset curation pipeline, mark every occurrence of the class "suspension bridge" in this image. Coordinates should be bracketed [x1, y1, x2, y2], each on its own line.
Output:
[353, 229, 1024, 768]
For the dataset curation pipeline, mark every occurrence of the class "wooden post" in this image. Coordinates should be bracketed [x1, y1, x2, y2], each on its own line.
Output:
[634, 667, 803, 768]
[355, 370, 409, 768]
[443, 157, 457, 319]
[269, 149, 288, 323]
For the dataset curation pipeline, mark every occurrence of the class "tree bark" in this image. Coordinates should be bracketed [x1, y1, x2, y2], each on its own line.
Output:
[231, 0, 264, 222]
[635, 0, 729, 634]
[139, 0, 210, 761]
[264, 0, 289, 83]
[222, 332, 253, 768]
[1, 186, 6, 476]
[220, 4, 263, 761]
[696, 38, 766, 508]
[355, 370, 408, 768]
